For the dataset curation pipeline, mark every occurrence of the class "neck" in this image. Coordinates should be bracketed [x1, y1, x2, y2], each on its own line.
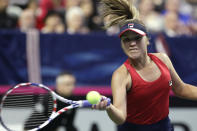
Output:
[129, 53, 151, 70]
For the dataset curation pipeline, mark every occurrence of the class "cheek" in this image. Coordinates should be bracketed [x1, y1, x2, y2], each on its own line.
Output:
[121, 42, 129, 50]
[141, 43, 148, 52]
[138, 39, 148, 51]
[121, 43, 128, 53]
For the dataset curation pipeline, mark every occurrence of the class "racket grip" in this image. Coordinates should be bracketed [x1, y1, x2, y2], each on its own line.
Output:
[82, 98, 111, 107]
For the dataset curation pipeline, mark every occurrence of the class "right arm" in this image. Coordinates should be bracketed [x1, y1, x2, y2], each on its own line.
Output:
[95, 65, 130, 125]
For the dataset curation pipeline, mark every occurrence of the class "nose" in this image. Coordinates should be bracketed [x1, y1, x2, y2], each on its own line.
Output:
[130, 41, 137, 46]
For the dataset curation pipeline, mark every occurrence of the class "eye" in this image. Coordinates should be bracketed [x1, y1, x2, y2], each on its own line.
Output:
[121, 36, 142, 43]
[122, 38, 131, 43]
[135, 36, 142, 41]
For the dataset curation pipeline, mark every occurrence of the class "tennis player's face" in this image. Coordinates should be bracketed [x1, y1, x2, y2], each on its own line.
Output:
[56, 75, 76, 97]
[121, 31, 148, 59]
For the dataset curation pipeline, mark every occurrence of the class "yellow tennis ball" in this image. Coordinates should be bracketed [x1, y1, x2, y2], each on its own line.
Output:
[86, 91, 101, 104]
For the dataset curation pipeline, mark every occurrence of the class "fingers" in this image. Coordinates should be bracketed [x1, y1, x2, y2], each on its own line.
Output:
[92, 96, 109, 110]
[98, 100, 108, 110]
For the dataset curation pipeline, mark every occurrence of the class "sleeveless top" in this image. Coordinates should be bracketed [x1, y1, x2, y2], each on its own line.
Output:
[124, 53, 172, 125]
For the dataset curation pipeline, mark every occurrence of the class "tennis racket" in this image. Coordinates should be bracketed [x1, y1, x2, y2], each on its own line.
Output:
[0, 83, 111, 131]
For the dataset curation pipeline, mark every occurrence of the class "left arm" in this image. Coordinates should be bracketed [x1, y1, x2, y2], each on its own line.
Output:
[161, 53, 197, 100]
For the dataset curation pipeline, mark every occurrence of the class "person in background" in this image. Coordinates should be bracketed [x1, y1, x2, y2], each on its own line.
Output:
[0, 0, 18, 29]
[27, 0, 39, 12]
[89, 0, 106, 31]
[187, 0, 197, 35]
[164, 11, 191, 37]
[42, 11, 65, 33]
[80, 0, 97, 31]
[19, 9, 36, 32]
[65, 6, 89, 34]
[79, 0, 93, 19]
[103, 15, 120, 36]
[138, 0, 164, 33]
[164, 0, 191, 25]
[65, 0, 81, 10]
[24, 71, 78, 131]
[55, 71, 76, 98]
[25, 0, 42, 29]
[38, 0, 65, 29]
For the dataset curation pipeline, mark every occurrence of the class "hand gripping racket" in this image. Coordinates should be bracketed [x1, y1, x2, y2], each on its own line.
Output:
[0, 83, 111, 131]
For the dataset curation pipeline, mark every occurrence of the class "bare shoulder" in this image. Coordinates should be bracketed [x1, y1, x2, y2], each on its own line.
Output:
[112, 64, 131, 91]
[150, 53, 168, 62]
[150, 53, 171, 68]
[112, 64, 129, 80]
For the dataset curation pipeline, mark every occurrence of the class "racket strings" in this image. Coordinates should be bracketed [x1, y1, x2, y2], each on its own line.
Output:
[0, 85, 54, 131]
[24, 92, 54, 130]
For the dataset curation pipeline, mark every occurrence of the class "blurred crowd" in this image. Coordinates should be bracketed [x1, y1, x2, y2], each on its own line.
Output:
[0, 0, 196, 37]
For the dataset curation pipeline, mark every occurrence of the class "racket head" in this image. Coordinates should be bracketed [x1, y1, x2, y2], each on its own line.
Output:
[0, 83, 56, 131]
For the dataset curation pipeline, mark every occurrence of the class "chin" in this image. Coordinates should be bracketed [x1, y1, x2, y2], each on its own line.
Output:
[128, 52, 141, 60]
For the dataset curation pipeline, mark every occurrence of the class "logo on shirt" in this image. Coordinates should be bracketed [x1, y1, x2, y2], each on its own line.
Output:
[169, 80, 172, 86]
[128, 23, 134, 28]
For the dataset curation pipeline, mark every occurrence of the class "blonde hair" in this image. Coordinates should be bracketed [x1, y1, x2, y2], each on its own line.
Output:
[100, 0, 144, 29]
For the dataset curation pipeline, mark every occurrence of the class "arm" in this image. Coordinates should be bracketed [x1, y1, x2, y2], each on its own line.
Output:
[161, 53, 197, 100]
[94, 65, 129, 125]
[106, 66, 129, 125]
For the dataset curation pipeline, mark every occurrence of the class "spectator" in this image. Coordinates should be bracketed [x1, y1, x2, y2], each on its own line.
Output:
[103, 15, 120, 36]
[65, 0, 81, 10]
[138, 0, 164, 33]
[26, 0, 42, 29]
[55, 71, 76, 98]
[164, 0, 191, 25]
[0, 0, 18, 29]
[19, 9, 36, 32]
[65, 6, 89, 34]
[24, 71, 78, 131]
[38, 0, 65, 29]
[86, 0, 104, 31]
[188, 1, 197, 35]
[80, 0, 93, 17]
[26, 0, 40, 15]
[80, 0, 93, 28]
[42, 11, 65, 33]
[164, 11, 191, 37]
[139, 0, 155, 20]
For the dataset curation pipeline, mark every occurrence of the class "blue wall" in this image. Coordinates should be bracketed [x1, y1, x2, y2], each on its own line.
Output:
[0, 31, 196, 86]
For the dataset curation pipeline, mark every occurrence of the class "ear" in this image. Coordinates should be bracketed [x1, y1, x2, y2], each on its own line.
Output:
[145, 36, 150, 45]
[121, 41, 125, 49]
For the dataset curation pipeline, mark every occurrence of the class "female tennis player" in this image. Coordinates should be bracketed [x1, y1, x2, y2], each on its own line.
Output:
[93, 0, 197, 131]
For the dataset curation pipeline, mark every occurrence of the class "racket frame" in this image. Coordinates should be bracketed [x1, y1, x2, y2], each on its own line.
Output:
[0, 83, 110, 131]
[0, 83, 81, 131]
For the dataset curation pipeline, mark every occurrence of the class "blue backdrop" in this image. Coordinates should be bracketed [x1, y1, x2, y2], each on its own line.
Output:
[0, 30, 27, 85]
[0, 31, 196, 86]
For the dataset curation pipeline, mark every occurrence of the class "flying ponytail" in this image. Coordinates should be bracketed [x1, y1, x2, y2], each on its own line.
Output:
[100, 0, 142, 28]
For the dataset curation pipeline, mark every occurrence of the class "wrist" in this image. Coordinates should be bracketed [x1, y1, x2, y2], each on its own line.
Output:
[106, 104, 112, 110]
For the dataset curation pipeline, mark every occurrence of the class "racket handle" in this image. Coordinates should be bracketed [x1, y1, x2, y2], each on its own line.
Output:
[82, 98, 111, 107]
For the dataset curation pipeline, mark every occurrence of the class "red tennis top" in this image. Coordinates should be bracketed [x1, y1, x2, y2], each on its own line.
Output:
[124, 53, 172, 125]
